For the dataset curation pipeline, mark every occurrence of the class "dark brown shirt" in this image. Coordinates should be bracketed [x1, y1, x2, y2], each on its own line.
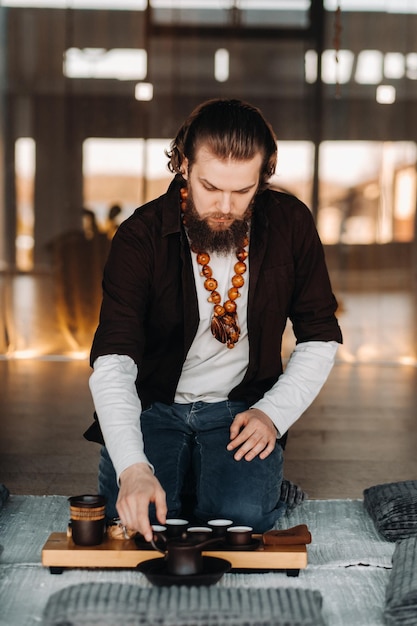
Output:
[88, 176, 342, 443]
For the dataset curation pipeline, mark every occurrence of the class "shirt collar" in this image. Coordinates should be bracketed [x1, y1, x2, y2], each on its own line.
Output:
[161, 175, 184, 237]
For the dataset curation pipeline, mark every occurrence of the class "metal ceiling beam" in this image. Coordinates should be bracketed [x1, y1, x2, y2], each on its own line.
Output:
[144, 1, 318, 42]
[146, 24, 315, 41]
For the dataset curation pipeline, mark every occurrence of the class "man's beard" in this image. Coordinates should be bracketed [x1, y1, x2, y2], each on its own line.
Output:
[183, 190, 252, 255]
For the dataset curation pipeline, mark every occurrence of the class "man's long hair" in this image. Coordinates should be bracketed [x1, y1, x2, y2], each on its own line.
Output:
[166, 98, 277, 190]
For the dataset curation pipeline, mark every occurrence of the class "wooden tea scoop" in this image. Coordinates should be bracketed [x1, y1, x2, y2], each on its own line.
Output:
[263, 524, 312, 545]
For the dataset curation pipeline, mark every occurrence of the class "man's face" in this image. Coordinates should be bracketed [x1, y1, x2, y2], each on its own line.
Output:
[182, 146, 262, 232]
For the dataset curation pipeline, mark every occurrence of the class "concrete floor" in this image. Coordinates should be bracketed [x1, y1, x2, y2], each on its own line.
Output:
[0, 358, 99, 496]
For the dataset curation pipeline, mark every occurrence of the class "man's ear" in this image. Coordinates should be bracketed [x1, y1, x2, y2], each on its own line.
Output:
[181, 158, 189, 180]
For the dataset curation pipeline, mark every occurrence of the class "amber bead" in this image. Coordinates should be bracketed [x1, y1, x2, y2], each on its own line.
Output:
[201, 265, 212, 278]
[224, 300, 237, 313]
[237, 248, 248, 261]
[234, 261, 246, 275]
[197, 253, 210, 266]
[204, 277, 218, 291]
[208, 291, 221, 304]
[200, 265, 213, 278]
[228, 287, 240, 300]
[214, 304, 226, 317]
[231, 274, 244, 288]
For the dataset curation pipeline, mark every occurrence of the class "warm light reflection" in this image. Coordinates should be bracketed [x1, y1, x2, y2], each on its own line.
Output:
[324, 0, 417, 12]
[355, 50, 383, 84]
[394, 167, 416, 219]
[15, 138, 35, 271]
[5, 349, 42, 359]
[319, 141, 417, 245]
[333, 291, 417, 366]
[3, 349, 416, 366]
[407, 53, 417, 79]
[399, 356, 417, 366]
[214, 48, 229, 82]
[1, 350, 89, 360]
[3, 1, 147, 8]
[376, 85, 396, 104]
[339, 354, 417, 366]
[384, 52, 405, 79]
[64, 48, 147, 80]
[135, 82, 154, 101]
[336, 347, 357, 364]
[335, 346, 417, 367]
[305, 49, 417, 86]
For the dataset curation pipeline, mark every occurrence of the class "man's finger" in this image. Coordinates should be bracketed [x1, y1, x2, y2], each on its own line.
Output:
[154, 489, 168, 527]
[229, 412, 246, 439]
[232, 432, 267, 460]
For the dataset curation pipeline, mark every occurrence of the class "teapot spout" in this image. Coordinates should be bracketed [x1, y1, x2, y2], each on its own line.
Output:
[191, 536, 222, 551]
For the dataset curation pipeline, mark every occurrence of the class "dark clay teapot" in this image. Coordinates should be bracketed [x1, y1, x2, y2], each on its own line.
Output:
[150, 532, 221, 576]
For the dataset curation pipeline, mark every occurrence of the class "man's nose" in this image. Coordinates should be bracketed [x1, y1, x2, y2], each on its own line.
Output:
[218, 192, 232, 214]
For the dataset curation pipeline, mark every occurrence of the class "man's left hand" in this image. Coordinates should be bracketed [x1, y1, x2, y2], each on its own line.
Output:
[227, 408, 277, 461]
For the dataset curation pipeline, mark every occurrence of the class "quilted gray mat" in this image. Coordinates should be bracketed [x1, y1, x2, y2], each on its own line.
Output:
[0, 495, 395, 626]
[384, 536, 417, 625]
[42, 584, 326, 626]
[364, 480, 417, 541]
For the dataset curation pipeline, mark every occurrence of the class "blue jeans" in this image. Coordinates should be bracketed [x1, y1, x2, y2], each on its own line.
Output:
[98, 400, 286, 533]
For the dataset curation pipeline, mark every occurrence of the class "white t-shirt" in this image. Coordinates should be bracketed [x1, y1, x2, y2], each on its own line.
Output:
[175, 248, 249, 403]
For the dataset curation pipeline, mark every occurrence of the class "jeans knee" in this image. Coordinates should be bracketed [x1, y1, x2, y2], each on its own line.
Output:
[196, 495, 286, 533]
[222, 504, 284, 533]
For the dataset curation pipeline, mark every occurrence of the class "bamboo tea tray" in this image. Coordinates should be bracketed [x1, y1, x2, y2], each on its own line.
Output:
[42, 532, 308, 576]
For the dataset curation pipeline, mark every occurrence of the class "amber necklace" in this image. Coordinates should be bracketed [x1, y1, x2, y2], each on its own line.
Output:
[180, 186, 248, 349]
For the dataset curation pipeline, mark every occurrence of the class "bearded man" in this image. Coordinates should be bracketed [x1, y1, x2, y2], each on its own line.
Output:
[85, 98, 342, 541]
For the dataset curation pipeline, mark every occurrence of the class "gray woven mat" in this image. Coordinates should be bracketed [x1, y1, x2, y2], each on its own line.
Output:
[42, 583, 325, 626]
[363, 480, 417, 541]
[384, 536, 417, 626]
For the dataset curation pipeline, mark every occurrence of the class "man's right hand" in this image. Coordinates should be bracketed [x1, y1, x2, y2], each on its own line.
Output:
[116, 463, 167, 542]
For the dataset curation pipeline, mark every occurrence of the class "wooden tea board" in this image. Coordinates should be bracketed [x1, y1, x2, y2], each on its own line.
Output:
[42, 533, 307, 576]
